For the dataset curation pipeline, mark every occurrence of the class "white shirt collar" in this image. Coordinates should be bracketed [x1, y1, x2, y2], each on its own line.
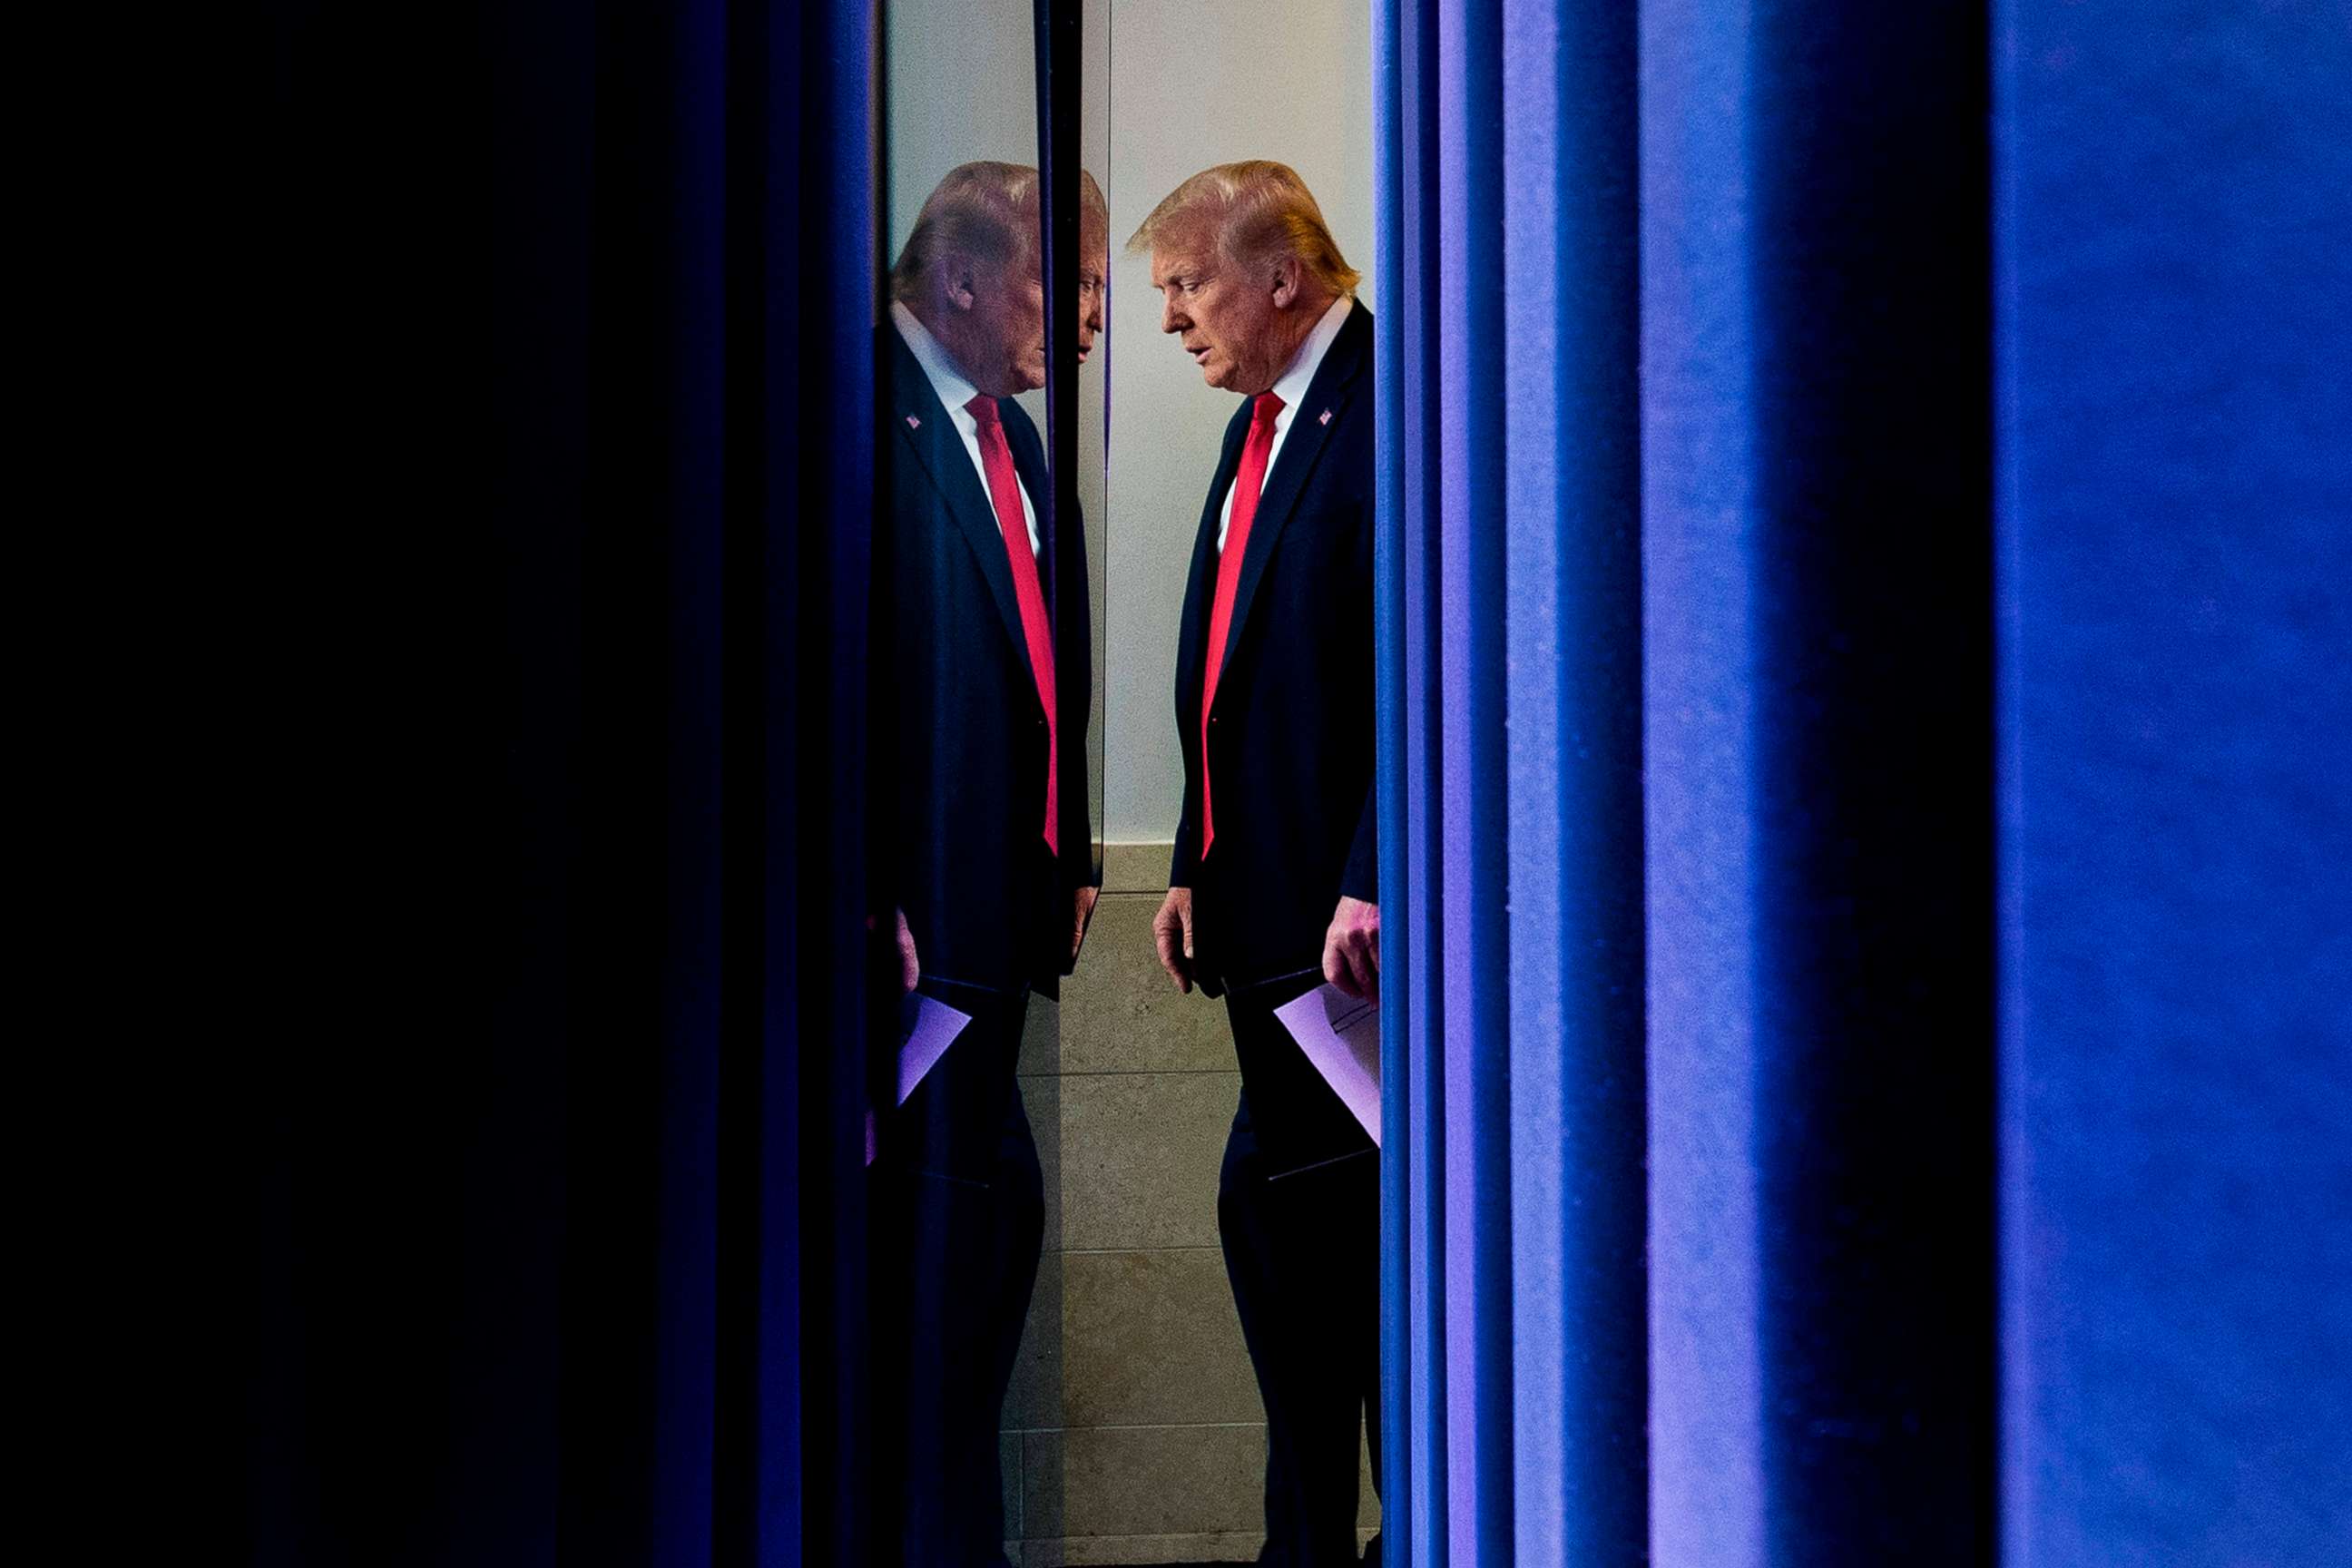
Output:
[1268, 294, 1352, 416]
[891, 299, 980, 416]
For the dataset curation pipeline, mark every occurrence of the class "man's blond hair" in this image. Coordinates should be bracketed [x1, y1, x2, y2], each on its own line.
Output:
[890, 162, 1112, 299]
[1125, 160, 1360, 299]
[890, 162, 1039, 299]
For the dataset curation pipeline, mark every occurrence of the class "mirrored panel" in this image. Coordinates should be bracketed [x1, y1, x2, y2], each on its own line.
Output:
[871, 1, 1106, 1563]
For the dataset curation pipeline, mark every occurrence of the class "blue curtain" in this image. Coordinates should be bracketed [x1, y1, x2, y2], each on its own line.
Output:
[1992, 2, 2352, 1562]
[1376, 1, 2348, 1563]
[1377, 1, 1649, 1563]
[244, 1, 875, 1562]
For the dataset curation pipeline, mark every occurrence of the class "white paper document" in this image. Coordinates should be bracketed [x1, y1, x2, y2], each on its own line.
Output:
[866, 992, 976, 1165]
[1272, 983, 1383, 1146]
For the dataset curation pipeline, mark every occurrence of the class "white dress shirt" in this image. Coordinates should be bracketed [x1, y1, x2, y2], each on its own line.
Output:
[1218, 293, 1354, 553]
[891, 300, 1041, 554]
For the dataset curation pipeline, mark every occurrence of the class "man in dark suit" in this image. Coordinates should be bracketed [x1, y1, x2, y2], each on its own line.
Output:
[1132, 161, 1382, 1567]
[870, 161, 1105, 1567]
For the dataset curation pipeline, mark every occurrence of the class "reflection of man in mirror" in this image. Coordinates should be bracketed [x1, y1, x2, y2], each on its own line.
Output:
[1079, 167, 1109, 365]
[1134, 161, 1382, 1566]
[870, 159, 1101, 1567]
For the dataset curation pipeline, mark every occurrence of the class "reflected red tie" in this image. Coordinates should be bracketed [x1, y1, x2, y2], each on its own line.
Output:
[1200, 391, 1283, 859]
[965, 395, 1057, 855]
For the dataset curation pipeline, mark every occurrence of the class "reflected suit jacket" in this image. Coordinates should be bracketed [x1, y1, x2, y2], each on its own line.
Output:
[875, 325, 1093, 998]
[1170, 303, 1377, 993]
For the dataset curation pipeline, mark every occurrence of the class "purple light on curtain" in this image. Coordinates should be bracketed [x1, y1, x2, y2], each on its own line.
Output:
[1637, 0, 1768, 1555]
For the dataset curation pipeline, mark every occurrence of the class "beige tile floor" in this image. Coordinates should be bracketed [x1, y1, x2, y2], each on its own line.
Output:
[1004, 848, 1383, 1563]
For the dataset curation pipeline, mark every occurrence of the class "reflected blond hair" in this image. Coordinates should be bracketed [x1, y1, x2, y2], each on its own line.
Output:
[890, 162, 1039, 299]
[1125, 160, 1360, 298]
[890, 162, 1112, 299]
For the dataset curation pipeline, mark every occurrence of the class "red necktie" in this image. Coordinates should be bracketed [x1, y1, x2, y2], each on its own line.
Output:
[1200, 391, 1283, 858]
[965, 396, 1058, 855]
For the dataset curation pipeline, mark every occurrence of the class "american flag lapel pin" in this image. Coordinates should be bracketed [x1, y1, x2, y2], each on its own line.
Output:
[1318, 408, 1333, 426]
[906, 414, 921, 430]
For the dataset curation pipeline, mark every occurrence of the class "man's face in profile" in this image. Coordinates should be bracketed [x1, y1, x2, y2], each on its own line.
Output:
[1151, 220, 1284, 394]
[1077, 235, 1108, 365]
[962, 250, 1047, 397]
[928, 240, 1045, 400]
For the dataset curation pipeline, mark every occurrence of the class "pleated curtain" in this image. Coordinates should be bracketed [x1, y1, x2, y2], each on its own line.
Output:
[245, 1, 877, 1562]
[1372, 1, 2350, 1563]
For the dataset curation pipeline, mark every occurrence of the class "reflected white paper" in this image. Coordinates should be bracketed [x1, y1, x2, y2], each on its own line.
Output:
[865, 992, 976, 1165]
[897, 993, 974, 1102]
[1272, 983, 1382, 1146]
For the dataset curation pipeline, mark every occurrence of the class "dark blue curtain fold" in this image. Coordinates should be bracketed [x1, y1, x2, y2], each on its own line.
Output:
[246, 2, 873, 1563]
[1644, 5, 1999, 1563]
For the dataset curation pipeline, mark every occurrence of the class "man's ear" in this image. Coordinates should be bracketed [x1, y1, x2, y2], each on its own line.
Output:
[941, 257, 979, 314]
[1268, 253, 1304, 309]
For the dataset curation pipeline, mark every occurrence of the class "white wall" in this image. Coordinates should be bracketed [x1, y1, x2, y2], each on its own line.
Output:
[1102, 0, 1375, 845]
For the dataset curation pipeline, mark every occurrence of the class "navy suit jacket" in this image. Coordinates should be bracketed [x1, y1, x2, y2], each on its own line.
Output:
[875, 324, 1093, 996]
[1170, 302, 1377, 992]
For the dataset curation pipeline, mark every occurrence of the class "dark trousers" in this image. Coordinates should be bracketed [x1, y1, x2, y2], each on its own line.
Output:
[870, 985, 1043, 1568]
[1220, 978, 1384, 1566]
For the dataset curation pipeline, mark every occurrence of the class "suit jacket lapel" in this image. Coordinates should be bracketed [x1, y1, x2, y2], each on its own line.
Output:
[887, 329, 1030, 667]
[1210, 306, 1369, 706]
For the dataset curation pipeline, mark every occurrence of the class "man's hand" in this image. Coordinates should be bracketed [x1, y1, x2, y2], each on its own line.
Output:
[892, 906, 920, 995]
[1322, 896, 1380, 1003]
[865, 907, 922, 995]
[1071, 884, 1100, 965]
[1152, 886, 1196, 994]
